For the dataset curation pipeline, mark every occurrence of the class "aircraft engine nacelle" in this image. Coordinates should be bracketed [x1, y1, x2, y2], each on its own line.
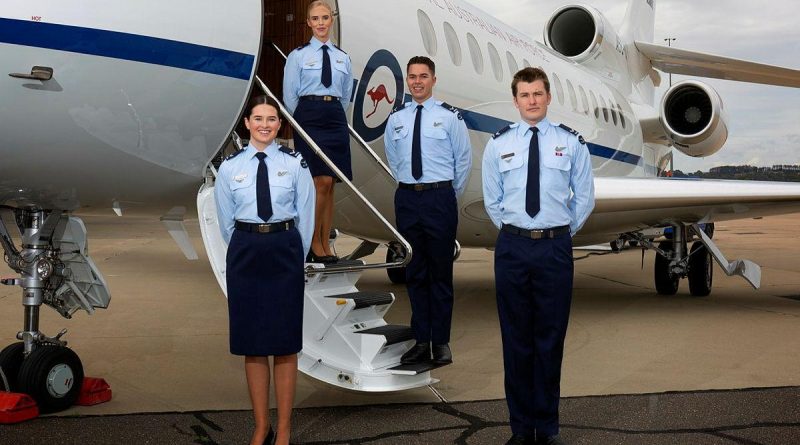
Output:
[660, 80, 729, 157]
[543, 5, 626, 76]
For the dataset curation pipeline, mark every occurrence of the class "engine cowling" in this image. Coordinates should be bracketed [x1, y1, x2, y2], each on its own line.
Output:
[543, 5, 626, 77]
[660, 80, 729, 157]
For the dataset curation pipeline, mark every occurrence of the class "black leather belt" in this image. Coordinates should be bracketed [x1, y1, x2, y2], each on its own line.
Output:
[501, 224, 570, 239]
[398, 180, 452, 191]
[235, 220, 294, 233]
[300, 95, 340, 102]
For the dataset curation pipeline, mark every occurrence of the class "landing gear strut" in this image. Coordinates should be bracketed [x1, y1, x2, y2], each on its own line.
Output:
[0, 209, 110, 413]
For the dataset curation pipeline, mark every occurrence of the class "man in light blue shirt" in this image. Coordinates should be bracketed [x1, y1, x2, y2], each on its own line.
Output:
[482, 67, 594, 445]
[384, 56, 472, 365]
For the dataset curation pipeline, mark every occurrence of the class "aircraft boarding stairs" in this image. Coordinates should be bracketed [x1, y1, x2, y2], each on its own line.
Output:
[198, 63, 448, 392]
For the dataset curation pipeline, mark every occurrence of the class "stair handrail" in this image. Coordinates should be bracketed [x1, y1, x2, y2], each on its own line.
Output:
[253, 74, 412, 275]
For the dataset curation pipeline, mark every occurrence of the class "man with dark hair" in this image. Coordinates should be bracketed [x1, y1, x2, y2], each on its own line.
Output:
[482, 67, 595, 445]
[383, 56, 472, 365]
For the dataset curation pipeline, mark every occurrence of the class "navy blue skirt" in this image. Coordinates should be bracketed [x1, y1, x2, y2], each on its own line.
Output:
[293, 99, 353, 181]
[226, 227, 304, 356]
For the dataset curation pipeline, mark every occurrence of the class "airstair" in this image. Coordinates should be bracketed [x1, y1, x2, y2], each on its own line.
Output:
[197, 45, 449, 392]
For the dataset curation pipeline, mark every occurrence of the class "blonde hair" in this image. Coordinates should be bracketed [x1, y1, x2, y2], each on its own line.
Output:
[307, 1, 333, 18]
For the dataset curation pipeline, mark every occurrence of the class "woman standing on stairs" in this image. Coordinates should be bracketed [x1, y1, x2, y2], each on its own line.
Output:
[215, 96, 314, 445]
[283, 0, 353, 264]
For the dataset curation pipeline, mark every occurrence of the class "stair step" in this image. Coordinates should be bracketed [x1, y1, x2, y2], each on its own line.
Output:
[388, 361, 450, 375]
[356, 325, 414, 346]
[325, 291, 393, 309]
[309, 259, 364, 269]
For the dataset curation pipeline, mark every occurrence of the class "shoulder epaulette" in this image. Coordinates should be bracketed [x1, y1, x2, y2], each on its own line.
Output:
[225, 149, 245, 161]
[439, 102, 464, 120]
[332, 43, 347, 54]
[279, 145, 300, 157]
[558, 123, 586, 145]
[390, 103, 406, 115]
[296, 42, 311, 51]
[492, 125, 513, 139]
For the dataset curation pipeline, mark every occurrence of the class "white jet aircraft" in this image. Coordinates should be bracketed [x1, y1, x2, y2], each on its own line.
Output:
[2, 0, 799, 408]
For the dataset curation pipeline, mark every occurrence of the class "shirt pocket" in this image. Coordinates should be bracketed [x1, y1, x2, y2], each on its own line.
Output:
[542, 153, 571, 172]
[270, 174, 295, 210]
[391, 126, 409, 141]
[498, 153, 524, 173]
[302, 56, 322, 72]
[230, 175, 255, 202]
[332, 58, 349, 74]
[422, 127, 448, 140]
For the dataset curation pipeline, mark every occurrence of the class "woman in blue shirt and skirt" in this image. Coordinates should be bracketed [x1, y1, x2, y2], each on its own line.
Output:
[215, 96, 314, 445]
[283, 0, 353, 263]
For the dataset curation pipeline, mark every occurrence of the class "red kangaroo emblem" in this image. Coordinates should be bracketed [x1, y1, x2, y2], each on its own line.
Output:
[366, 84, 394, 118]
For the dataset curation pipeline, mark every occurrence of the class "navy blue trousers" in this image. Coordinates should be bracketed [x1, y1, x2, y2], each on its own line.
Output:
[494, 230, 573, 437]
[395, 187, 457, 344]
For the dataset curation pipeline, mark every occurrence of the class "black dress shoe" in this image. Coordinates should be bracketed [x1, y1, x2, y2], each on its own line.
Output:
[504, 434, 530, 445]
[537, 435, 566, 445]
[307, 252, 337, 264]
[400, 342, 430, 364]
[432, 343, 452, 364]
[263, 426, 275, 445]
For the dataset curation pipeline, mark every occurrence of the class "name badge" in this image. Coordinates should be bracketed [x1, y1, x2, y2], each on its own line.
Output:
[500, 152, 515, 161]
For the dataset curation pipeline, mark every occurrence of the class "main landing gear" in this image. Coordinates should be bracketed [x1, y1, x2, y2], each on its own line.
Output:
[0, 209, 110, 413]
[626, 222, 760, 297]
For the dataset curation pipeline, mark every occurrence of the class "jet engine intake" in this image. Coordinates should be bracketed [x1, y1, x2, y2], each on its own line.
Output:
[544, 5, 626, 76]
[660, 81, 729, 157]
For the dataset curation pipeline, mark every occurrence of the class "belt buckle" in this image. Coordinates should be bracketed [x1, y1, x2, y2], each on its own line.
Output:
[529, 230, 544, 240]
[413, 184, 425, 191]
[257, 224, 270, 233]
[323, 95, 332, 102]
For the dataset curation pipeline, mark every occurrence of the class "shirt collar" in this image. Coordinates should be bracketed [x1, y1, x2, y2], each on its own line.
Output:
[516, 117, 552, 137]
[412, 96, 437, 111]
[246, 141, 280, 159]
[310, 37, 331, 51]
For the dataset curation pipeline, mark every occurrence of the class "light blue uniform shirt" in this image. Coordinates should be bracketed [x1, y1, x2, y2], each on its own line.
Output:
[482, 118, 595, 235]
[215, 143, 315, 256]
[383, 97, 472, 197]
[283, 37, 353, 114]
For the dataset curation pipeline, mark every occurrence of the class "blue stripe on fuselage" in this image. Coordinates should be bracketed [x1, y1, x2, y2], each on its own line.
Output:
[0, 18, 254, 80]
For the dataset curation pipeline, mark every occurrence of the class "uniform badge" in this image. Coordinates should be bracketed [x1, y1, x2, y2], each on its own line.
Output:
[234, 173, 247, 182]
[336, 59, 344, 64]
[277, 170, 288, 177]
[500, 152, 515, 161]
[555, 146, 566, 152]
[301, 159, 308, 169]
[394, 126, 404, 133]
[433, 121, 443, 127]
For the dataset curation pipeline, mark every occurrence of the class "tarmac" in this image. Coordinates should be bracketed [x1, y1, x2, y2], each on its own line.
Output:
[1, 213, 799, 444]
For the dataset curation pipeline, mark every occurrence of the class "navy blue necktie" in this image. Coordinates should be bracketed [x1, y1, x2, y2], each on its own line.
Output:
[526, 127, 540, 218]
[412, 104, 423, 180]
[321, 45, 332, 88]
[255, 152, 273, 222]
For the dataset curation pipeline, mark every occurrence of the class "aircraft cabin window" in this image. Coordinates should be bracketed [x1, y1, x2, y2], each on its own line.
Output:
[600, 96, 609, 123]
[565, 79, 578, 112]
[417, 10, 437, 56]
[578, 85, 589, 115]
[617, 103, 627, 129]
[551, 73, 565, 106]
[487, 43, 503, 81]
[506, 52, 519, 76]
[443, 22, 462, 66]
[610, 103, 618, 126]
[590, 90, 599, 119]
[523, 59, 531, 68]
[466, 33, 484, 75]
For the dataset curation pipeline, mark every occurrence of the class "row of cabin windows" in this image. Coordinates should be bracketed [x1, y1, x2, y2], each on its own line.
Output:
[418, 9, 627, 130]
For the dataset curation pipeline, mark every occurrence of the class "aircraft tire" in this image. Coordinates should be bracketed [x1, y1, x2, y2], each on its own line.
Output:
[0, 342, 25, 391]
[688, 241, 713, 297]
[17, 344, 84, 413]
[386, 244, 407, 284]
[654, 241, 679, 295]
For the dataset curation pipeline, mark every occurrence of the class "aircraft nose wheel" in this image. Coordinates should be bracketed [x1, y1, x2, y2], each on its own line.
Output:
[688, 241, 713, 297]
[0, 342, 25, 391]
[17, 345, 84, 413]
[654, 240, 680, 295]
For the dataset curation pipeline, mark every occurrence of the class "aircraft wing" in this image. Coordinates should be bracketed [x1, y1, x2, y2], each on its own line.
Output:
[634, 41, 800, 88]
[584, 177, 800, 240]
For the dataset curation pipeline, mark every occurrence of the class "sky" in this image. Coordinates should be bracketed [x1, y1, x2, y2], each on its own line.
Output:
[468, 0, 800, 172]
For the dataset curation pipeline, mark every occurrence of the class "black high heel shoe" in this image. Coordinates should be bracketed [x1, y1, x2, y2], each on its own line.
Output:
[263, 426, 275, 445]
[307, 251, 337, 264]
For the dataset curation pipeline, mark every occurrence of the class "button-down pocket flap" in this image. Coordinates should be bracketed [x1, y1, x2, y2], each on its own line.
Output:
[271, 175, 293, 188]
[498, 154, 524, 172]
[542, 154, 571, 171]
[391, 127, 409, 140]
[302, 57, 321, 70]
[422, 127, 447, 139]
[333, 60, 348, 73]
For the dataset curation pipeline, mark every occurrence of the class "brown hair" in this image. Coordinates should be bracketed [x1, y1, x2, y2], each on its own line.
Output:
[307, 1, 333, 18]
[511, 67, 550, 96]
[245, 95, 280, 119]
[407, 56, 436, 75]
